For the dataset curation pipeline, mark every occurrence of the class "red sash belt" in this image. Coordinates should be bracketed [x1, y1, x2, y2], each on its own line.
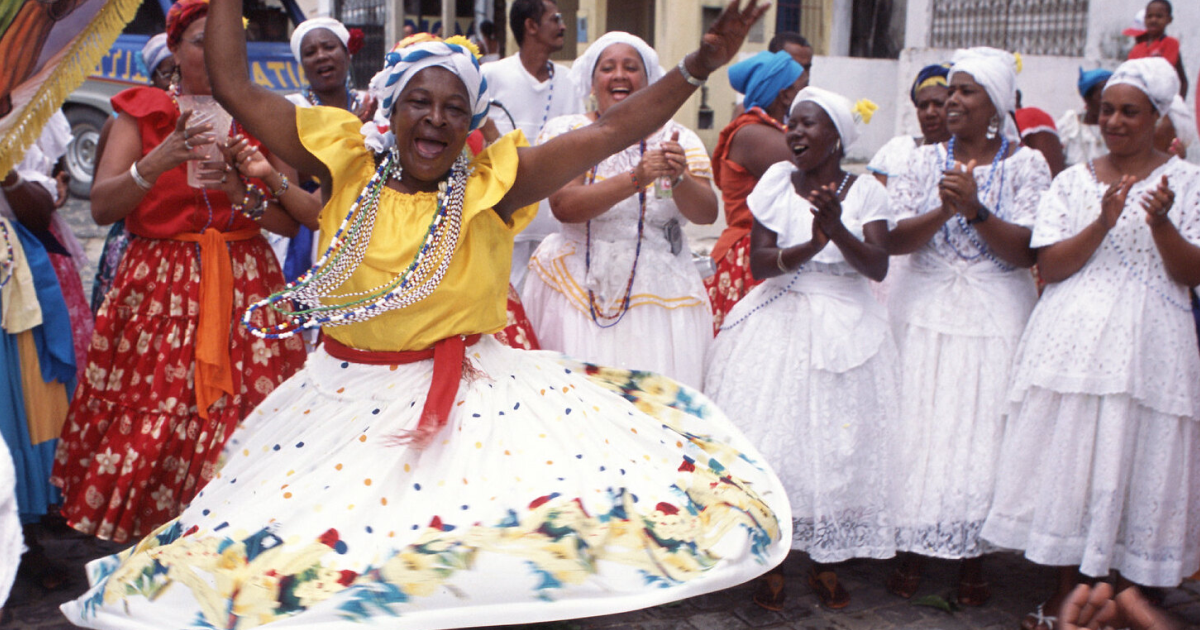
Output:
[171, 227, 260, 419]
[323, 334, 483, 448]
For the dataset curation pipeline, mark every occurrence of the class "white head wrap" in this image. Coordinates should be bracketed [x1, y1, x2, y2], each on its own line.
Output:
[789, 86, 870, 149]
[139, 33, 171, 77]
[1167, 95, 1199, 155]
[290, 17, 350, 63]
[949, 47, 1020, 141]
[569, 32, 664, 111]
[366, 40, 490, 141]
[1105, 57, 1180, 116]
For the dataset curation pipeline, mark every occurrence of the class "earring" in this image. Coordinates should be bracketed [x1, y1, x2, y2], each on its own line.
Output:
[388, 145, 404, 180]
[986, 116, 1000, 140]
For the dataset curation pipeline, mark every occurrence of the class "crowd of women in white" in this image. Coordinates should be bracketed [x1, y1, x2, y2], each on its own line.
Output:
[515, 31, 1200, 625]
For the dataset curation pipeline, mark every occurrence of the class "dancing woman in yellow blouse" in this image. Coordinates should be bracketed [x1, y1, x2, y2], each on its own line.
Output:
[58, 2, 796, 629]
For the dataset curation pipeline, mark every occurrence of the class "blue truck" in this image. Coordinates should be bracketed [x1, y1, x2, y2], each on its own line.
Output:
[63, 0, 307, 197]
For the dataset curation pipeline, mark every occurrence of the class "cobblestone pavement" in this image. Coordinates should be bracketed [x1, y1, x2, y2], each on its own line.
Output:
[6, 195, 1198, 630]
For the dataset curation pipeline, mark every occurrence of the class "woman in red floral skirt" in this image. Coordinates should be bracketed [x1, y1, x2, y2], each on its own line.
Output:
[50, 0, 307, 543]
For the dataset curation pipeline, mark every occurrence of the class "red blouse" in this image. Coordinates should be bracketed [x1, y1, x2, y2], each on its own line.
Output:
[710, 108, 785, 262]
[112, 87, 261, 239]
[1128, 36, 1180, 65]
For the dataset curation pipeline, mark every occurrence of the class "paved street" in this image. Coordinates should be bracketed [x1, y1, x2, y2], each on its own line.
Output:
[4, 193, 1198, 630]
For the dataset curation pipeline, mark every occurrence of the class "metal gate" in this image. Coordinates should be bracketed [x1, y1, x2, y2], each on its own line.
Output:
[929, 0, 1089, 56]
[334, 0, 387, 89]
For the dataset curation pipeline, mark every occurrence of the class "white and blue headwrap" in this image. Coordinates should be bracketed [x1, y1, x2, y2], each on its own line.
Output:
[368, 41, 490, 132]
[139, 33, 171, 78]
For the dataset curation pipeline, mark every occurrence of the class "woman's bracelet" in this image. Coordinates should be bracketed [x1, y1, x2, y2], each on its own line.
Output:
[234, 180, 267, 220]
[269, 172, 289, 198]
[628, 169, 640, 190]
[129, 162, 153, 190]
[677, 56, 706, 87]
[776, 248, 791, 273]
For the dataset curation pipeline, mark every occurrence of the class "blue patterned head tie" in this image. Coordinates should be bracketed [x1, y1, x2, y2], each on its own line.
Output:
[369, 41, 491, 132]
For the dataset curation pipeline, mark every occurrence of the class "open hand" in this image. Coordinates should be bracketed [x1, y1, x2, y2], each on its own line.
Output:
[694, 0, 770, 77]
[807, 181, 845, 240]
[1140, 175, 1174, 226]
[1060, 583, 1179, 630]
[148, 109, 214, 173]
[940, 159, 982, 219]
[661, 130, 688, 180]
[1099, 175, 1134, 230]
[225, 134, 273, 180]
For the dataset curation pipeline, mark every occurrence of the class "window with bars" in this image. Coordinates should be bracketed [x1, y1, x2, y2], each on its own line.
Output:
[774, 0, 828, 54]
[929, 0, 1088, 56]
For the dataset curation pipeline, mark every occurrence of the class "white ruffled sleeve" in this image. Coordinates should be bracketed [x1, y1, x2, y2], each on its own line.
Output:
[746, 162, 798, 237]
[1029, 166, 1087, 248]
[1004, 148, 1052, 229]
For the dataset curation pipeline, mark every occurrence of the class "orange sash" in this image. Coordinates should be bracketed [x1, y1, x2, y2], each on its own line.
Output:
[170, 227, 260, 419]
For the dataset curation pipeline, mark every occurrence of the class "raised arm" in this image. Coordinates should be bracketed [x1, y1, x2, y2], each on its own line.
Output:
[494, 0, 768, 219]
[206, 0, 327, 181]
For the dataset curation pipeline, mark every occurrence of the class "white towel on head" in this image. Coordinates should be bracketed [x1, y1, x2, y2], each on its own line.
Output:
[950, 47, 1020, 141]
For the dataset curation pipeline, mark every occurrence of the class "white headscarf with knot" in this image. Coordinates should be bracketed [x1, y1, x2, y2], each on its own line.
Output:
[789, 86, 874, 150]
[367, 40, 490, 136]
[949, 47, 1020, 141]
[290, 17, 350, 63]
[569, 32, 664, 111]
[1105, 57, 1180, 116]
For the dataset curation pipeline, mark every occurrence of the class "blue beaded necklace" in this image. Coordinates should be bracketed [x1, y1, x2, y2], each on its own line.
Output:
[939, 135, 1013, 271]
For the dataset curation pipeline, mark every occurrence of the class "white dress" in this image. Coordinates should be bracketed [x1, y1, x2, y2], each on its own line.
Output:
[981, 159, 1200, 586]
[888, 143, 1051, 559]
[867, 135, 922, 182]
[705, 166, 900, 562]
[523, 115, 714, 389]
[0, 432, 19, 607]
[1056, 110, 1107, 168]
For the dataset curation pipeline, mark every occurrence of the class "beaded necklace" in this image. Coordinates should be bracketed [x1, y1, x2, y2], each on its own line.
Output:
[719, 170, 853, 332]
[939, 135, 1013, 271]
[0, 221, 14, 288]
[539, 61, 555, 131]
[584, 139, 646, 328]
[304, 85, 361, 112]
[1085, 160, 1191, 312]
[243, 150, 470, 338]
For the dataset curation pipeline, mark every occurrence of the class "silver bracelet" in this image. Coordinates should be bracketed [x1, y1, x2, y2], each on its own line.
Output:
[0, 172, 22, 192]
[129, 161, 153, 190]
[776, 248, 790, 273]
[677, 57, 706, 87]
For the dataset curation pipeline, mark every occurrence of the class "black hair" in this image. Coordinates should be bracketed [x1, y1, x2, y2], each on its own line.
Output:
[510, 0, 552, 47]
[1147, 0, 1172, 16]
[480, 19, 495, 39]
[768, 32, 810, 53]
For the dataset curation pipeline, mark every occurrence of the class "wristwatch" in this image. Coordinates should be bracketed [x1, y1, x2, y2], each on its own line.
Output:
[967, 205, 991, 225]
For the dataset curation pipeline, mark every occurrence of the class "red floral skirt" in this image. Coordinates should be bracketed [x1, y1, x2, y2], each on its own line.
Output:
[52, 235, 306, 542]
[704, 235, 761, 333]
[497, 283, 540, 350]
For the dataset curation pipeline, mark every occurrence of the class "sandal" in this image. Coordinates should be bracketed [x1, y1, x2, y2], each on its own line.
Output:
[886, 567, 921, 599]
[1020, 603, 1057, 630]
[957, 579, 991, 607]
[808, 569, 850, 609]
[752, 572, 786, 611]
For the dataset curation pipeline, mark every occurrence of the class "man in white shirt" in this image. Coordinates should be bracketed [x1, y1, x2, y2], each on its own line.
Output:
[481, 0, 581, 290]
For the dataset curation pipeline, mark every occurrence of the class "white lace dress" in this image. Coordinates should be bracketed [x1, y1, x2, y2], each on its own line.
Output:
[522, 115, 714, 389]
[704, 165, 900, 562]
[888, 143, 1051, 559]
[981, 159, 1200, 586]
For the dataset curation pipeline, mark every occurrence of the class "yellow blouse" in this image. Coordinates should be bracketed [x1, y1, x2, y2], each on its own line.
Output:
[297, 106, 535, 352]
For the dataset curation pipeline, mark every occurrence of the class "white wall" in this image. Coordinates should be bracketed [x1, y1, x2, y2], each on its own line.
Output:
[808, 56, 900, 161]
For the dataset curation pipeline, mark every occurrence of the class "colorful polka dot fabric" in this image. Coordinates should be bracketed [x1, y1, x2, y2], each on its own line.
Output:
[61, 337, 790, 628]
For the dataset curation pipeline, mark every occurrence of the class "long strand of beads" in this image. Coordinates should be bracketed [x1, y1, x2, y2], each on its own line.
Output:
[1085, 160, 1191, 312]
[539, 62, 555, 131]
[718, 266, 805, 332]
[939, 135, 1014, 271]
[585, 140, 646, 328]
[243, 152, 469, 337]
[0, 221, 14, 288]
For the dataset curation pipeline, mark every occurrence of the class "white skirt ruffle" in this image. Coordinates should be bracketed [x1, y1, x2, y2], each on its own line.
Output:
[982, 389, 1200, 586]
[61, 337, 790, 629]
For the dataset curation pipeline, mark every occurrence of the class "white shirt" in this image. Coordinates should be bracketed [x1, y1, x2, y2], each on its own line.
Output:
[482, 54, 582, 242]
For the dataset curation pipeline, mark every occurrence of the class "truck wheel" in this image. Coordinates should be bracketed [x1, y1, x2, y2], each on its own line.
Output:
[64, 106, 109, 199]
